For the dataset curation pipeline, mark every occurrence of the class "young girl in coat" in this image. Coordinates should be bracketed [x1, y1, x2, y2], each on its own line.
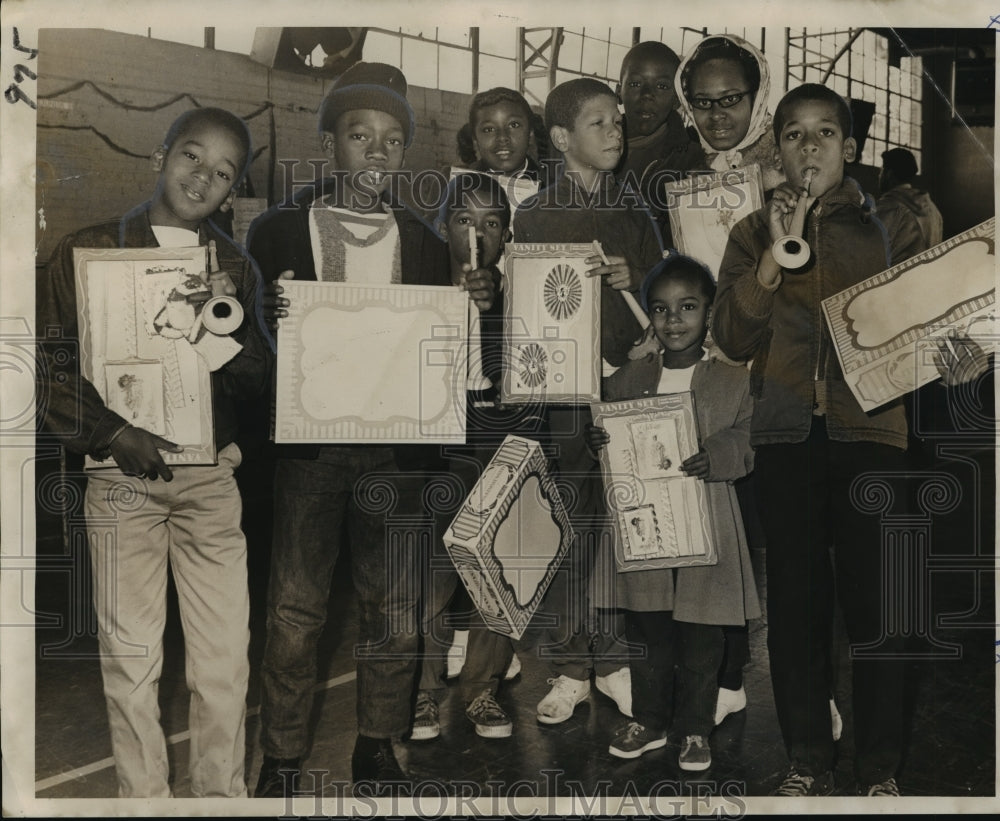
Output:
[588, 253, 760, 772]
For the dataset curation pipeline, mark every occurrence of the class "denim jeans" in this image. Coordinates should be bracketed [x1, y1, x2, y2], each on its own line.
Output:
[259, 446, 423, 756]
[85, 443, 249, 798]
[755, 418, 909, 783]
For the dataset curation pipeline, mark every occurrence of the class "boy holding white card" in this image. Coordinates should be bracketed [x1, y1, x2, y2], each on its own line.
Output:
[248, 63, 495, 796]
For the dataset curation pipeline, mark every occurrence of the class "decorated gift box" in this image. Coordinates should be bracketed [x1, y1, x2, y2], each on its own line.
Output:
[592, 392, 718, 571]
[443, 434, 574, 638]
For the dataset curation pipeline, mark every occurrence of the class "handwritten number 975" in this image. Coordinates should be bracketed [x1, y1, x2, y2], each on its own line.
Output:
[5, 28, 38, 110]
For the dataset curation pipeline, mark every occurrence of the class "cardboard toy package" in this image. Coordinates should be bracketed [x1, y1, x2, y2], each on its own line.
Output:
[443, 435, 574, 639]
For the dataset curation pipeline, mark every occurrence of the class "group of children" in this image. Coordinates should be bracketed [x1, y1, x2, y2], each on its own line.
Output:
[38, 34, 985, 801]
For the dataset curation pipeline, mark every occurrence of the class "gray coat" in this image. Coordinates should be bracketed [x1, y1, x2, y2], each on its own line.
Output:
[594, 354, 762, 625]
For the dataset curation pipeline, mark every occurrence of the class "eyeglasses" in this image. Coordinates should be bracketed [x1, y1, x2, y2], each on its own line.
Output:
[687, 90, 753, 111]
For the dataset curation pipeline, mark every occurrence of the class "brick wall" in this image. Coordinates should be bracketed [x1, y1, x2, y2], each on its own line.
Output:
[36, 28, 473, 261]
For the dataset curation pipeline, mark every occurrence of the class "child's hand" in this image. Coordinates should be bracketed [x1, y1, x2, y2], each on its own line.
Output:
[628, 324, 662, 360]
[767, 182, 815, 244]
[261, 270, 295, 332]
[109, 426, 184, 482]
[459, 263, 496, 312]
[585, 423, 610, 453]
[208, 269, 238, 298]
[680, 448, 710, 480]
[586, 254, 639, 291]
[933, 330, 990, 386]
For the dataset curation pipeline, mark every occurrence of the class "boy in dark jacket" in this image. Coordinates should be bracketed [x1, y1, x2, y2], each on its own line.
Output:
[37, 107, 269, 797]
[248, 63, 494, 796]
[714, 83, 927, 797]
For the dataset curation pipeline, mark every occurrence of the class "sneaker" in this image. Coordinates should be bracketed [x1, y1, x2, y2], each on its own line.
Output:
[254, 755, 301, 798]
[446, 630, 469, 678]
[595, 667, 633, 717]
[504, 653, 522, 680]
[410, 690, 440, 741]
[465, 690, 513, 738]
[350, 735, 408, 787]
[608, 720, 667, 759]
[714, 685, 747, 725]
[830, 697, 843, 741]
[679, 734, 712, 771]
[770, 767, 835, 796]
[536, 676, 590, 725]
[861, 777, 900, 796]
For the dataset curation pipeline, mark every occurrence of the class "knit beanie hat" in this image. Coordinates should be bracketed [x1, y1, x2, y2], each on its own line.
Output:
[318, 61, 416, 148]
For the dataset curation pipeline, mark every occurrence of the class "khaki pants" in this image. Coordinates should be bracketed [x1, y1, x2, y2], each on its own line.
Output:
[85, 443, 250, 798]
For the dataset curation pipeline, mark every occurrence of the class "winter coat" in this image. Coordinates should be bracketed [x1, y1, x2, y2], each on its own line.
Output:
[713, 177, 924, 449]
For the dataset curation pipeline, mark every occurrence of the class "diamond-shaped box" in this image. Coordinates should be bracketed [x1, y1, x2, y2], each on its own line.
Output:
[443, 435, 574, 639]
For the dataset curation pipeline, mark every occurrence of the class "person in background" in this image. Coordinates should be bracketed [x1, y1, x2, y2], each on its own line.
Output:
[877, 146, 943, 252]
[615, 40, 704, 198]
[413, 172, 521, 743]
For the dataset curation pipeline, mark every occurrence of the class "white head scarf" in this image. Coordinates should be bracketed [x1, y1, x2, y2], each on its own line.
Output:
[675, 35, 772, 173]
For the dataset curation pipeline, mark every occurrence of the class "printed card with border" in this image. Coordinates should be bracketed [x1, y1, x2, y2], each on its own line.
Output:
[662, 165, 765, 279]
[274, 280, 468, 443]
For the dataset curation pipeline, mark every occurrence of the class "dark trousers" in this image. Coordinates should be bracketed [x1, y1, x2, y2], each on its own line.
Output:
[259, 447, 423, 757]
[625, 610, 723, 738]
[755, 418, 908, 783]
[718, 623, 751, 691]
[516, 407, 629, 678]
[419, 449, 513, 702]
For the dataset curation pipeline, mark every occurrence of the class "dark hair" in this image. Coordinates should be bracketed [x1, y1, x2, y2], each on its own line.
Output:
[680, 38, 760, 102]
[456, 87, 548, 165]
[162, 107, 253, 183]
[544, 77, 617, 132]
[773, 83, 853, 141]
[640, 252, 717, 311]
[436, 172, 512, 233]
[881, 147, 919, 183]
[619, 41, 681, 83]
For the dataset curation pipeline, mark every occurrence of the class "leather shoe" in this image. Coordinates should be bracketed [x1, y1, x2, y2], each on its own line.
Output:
[254, 755, 301, 798]
[351, 735, 409, 794]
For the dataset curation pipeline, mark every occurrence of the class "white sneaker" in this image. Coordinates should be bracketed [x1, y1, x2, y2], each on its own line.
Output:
[536, 676, 590, 724]
[830, 697, 843, 741]
[714, 685, 747, 725]
[504, 653, 522, 680]
[595, 667, 633, 717]
[446, 630, 469, 678]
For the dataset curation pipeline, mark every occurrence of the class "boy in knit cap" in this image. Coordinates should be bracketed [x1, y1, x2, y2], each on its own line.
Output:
[249, 62, 494, 796]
